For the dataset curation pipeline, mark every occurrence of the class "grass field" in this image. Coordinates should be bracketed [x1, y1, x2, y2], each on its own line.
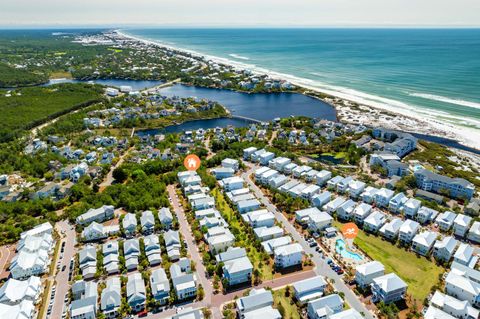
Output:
[334, 220, 444, 301]
[272, 287, 301, 319]
[212, 188, 274, 281]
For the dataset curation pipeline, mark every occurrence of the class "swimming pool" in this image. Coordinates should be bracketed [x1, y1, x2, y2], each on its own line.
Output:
[335, 239, 364, 261]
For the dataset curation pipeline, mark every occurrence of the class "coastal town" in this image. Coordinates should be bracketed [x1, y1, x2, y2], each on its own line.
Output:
[0, 29, 480, 319]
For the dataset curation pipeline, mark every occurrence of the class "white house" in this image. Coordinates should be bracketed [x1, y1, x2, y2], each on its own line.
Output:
[324, 197, 346, 214]
[355, 261, 385, 288]
[236, 288, 273, 318]
[453, 214, 472, 238]
[122, 213, 137, 237]
[398, 219, 420, 245]
[433, 236, 458, 263]
[292, 275, 327, 304]
[348, 180, 366, 199]
[467, 221, 480, 244]
[379, 218, 403, 241]
[307, 209, 334, 232]
[311, 191, 331, 209]
[274, 243, 303, 269]
[445, 266, 480, 308]
[412, 231, 438, 256]
[307, 294, 343, 319]
[101, 277, 121, 319]
[336, 200, 356, 221]
[363, 211, 387, 233]
[76, 205, 114, 225]
[374, 188, 395, 208]
[361, 186, 380, 204]
[402, 198, 421, 219]
[388, 192, 408, 214]
[371, 273, 407, 304]
[453, 243, 478, 268]
[261, 236, 292, 255]
[150, 268, 170, 305]
[254, 226, 284, 241]
[436, 211, 457, 232]
[416, 206, 439, 225]
[353, 203, 373, 224]
[430, 290, 479, 319]
[126, 273, 146, 312]
[316, 170, 332, 186]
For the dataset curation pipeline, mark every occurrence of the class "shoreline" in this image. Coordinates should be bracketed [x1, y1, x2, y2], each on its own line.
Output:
[116, 29, 480, 151]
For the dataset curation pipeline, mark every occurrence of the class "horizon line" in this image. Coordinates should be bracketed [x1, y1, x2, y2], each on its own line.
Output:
[1, 24, 480, 30]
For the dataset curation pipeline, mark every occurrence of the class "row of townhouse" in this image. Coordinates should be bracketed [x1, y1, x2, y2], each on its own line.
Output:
[0, 276, 42, 319]
[10, 222, 55, 280]
[221, 173, 305, 271]
[253, 152, 480, 246]
[122, 207, 173, 237]
[354, 261, 408, 304]
[424, 261, 480, 318]
[178, 170, 243, 288]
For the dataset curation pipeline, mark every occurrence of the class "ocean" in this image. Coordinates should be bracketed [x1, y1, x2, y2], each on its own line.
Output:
[122, 28, 480, 130]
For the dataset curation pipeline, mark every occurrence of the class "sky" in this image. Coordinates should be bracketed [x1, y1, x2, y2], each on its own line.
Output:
[2, 0, 480, 28]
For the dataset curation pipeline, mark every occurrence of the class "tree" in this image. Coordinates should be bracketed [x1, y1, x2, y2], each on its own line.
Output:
[112, 167, 128, 183]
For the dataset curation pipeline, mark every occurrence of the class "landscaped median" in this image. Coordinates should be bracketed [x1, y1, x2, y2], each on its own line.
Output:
[211, 187, 275, 282]
[334, 220, 445, 302]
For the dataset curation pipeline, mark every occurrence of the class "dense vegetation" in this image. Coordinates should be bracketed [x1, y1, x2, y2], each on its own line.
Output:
[0, 83, 103, 142]
[0, 63, 48, 87]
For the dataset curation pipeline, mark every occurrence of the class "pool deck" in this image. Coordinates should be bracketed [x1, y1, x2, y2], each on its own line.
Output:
[325, 235, 367, 268]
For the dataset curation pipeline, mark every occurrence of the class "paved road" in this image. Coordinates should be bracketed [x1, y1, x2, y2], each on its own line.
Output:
[242, 163, 375, 319]
[166, 186, 215, 315]
[0, 244, 14, 279]
[48, 221, 78, 319]
[99, 146, 133, 190]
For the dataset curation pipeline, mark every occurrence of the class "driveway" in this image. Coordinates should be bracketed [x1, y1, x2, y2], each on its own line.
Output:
[242, 163, 375, 319]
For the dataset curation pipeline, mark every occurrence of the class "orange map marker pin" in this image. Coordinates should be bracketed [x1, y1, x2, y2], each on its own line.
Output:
[341, 222, 359, 240]
[184, 154, 201, 171]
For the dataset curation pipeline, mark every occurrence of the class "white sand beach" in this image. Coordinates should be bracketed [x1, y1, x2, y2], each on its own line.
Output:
[115, 30, 480, 151]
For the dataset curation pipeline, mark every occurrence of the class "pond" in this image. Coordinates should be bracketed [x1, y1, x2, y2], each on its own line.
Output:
[158, 84, 337, 122]
[136, 117, 255, 135]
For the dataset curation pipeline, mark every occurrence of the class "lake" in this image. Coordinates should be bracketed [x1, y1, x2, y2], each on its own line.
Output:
[158, 84, 337, 122]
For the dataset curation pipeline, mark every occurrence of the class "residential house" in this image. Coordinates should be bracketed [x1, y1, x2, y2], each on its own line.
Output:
[144, 234, 162, 266]
[78, 245, 96, 280]
[371, 273, 407, 304]
[363, 211, 387, 233]
[416, 206, 439, 225]
[307, 294, 343, 319]
[261, 236, 292, 255]
[361, 186, 379, 204]
[324, 197, 346, 214]
[76, 205, 115, 225]
[158, 207, 173, 229]
[436, 211, 457, 232]
[379, 218, 403, 241]
[398, 220, 420, 245]
[124, 238, 140, 271]
[140, 210, 155, 234]
[150, 268, 170, 305]
[430, 290, 479, 319]
[445, 266, 480, 308]
[336, 200, 356, 221]
[127, 273, 146, 312]
[402, 198, 421, 219]
[236, 288, 274, 318]
[467, 221, 480, 244]
[348, 180, 366, 199]
[254, 226, 284, 241]
[311, 191, 331, 209]
[292, 275, 327, 304]
[353, 203, 373, 224]
[453, 214, 472, 237]
[388, 192, 408, 214]
[433, 236, 458, 263]
[355, 261, 385, 289]
[412, 231, 438, 256]
[101, 277, 121, 319]
[102, 241, 119, 275]
[453, 243, 478, 268]
[316, 170, 332, 186]
[122, 213, 137, 237]
[164, 230, 181, 261]
[374, 188, 395, 208]
[170, 263, 197, 300]
[274, 243, 303, 269]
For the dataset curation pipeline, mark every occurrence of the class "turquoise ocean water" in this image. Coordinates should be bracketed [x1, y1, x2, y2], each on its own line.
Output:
[123, 28, 480, 130]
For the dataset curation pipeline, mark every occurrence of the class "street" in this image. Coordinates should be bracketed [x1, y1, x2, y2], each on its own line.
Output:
[47, 220, 77, 319]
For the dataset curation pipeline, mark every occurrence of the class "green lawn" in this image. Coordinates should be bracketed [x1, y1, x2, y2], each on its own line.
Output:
[334, 220, 444, 301]
[212, 188, 274, 280]
[272, 287, 301, 319]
